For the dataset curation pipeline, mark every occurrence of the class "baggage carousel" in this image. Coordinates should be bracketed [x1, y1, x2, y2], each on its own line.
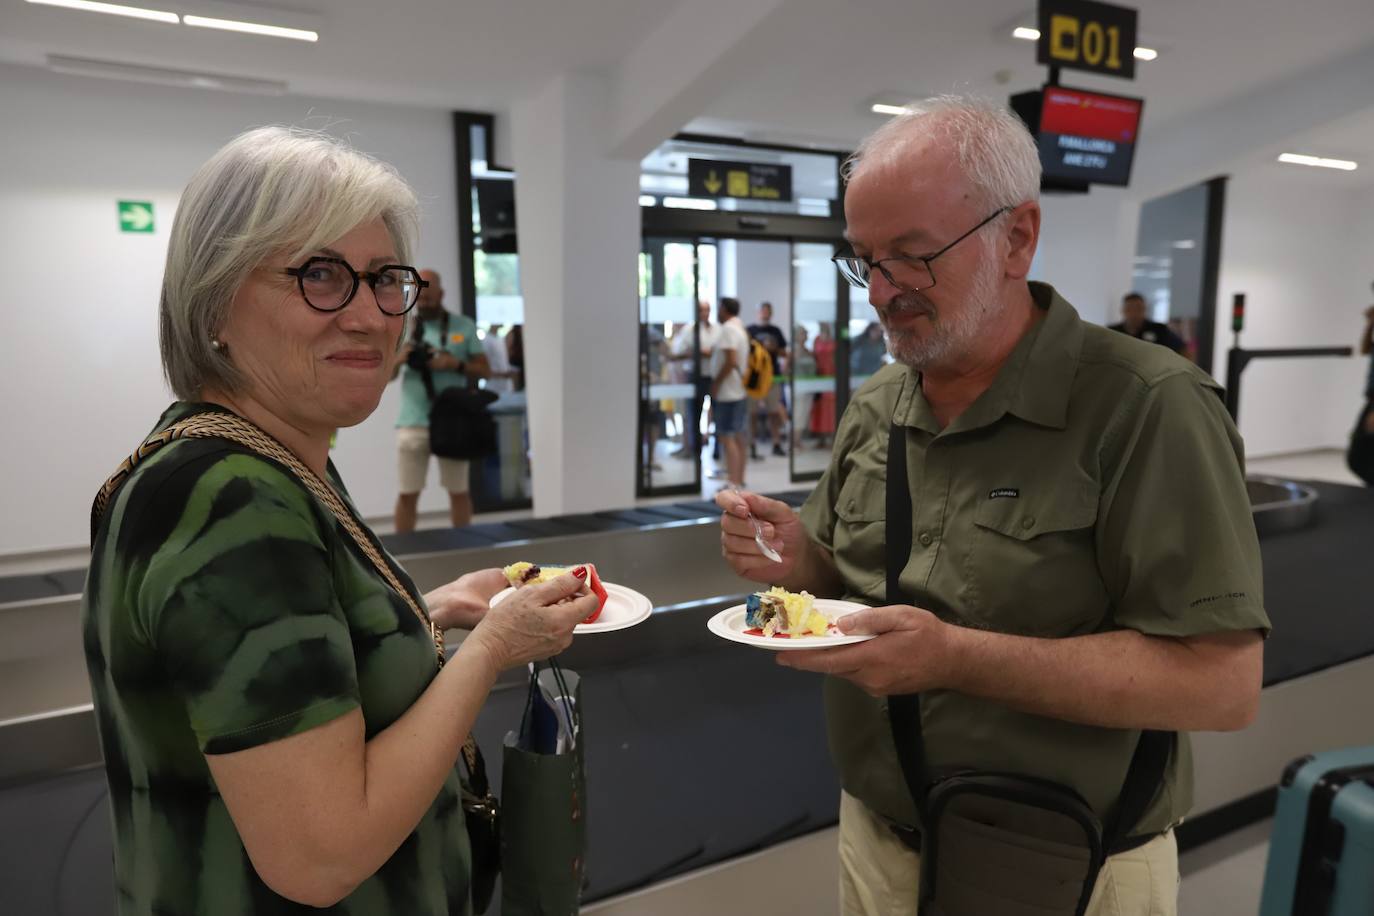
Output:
[2, 480, 1372, 915]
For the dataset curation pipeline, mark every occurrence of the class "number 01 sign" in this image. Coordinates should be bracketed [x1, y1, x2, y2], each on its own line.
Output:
[1037, 0, 1138, 81]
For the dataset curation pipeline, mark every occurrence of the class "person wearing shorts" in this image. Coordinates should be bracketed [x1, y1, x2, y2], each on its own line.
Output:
[393, 269, 489, 529]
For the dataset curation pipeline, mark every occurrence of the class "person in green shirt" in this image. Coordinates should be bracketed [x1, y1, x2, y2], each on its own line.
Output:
[84, 126, 596, 915]
[393, 270, 490, 530]
[716, 96, 1268, 916]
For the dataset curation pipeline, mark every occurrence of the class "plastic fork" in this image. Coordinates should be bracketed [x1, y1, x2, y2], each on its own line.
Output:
[728, 484, 783, 563]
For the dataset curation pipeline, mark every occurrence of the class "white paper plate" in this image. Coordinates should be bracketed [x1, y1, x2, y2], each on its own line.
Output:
[490, 581, 653, 634]
[706, 599, 875, 650]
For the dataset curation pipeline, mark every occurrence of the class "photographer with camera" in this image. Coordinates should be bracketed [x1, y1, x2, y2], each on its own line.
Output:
[392, 269, 489, 530]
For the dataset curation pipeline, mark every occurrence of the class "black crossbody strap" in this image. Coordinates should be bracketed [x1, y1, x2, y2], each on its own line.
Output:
[883, 422, 1173, 846]
[1104, 728, 1175, 850]
[413, 313, 451, 402]
[885, 422, 930, 825]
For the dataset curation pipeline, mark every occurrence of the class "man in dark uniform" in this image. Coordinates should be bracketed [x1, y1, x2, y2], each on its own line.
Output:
[1109, 292, 1186, 354]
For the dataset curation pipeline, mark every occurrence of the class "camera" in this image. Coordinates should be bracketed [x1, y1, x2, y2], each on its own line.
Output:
[406, 342, 436, 371]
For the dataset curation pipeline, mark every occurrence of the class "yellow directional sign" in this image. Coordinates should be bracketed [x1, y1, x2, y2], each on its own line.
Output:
[686, 158, 793, 202]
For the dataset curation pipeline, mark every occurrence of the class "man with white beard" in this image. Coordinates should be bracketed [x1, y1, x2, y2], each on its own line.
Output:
[714, 96, 1268, 916]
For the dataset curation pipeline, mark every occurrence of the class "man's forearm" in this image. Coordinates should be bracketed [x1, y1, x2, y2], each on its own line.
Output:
[466, 355, 491, 380]
[946, 626, 1262, 732]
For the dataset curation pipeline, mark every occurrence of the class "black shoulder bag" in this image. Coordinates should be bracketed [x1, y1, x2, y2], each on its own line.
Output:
[416, 314, 499, 461]
[884, 422, 1175, 916]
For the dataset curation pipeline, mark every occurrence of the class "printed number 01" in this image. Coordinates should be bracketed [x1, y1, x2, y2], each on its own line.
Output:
[1081, 23, 1124, 70]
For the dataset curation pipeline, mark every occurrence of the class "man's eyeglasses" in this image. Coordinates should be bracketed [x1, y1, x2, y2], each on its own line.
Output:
[283, 257, 428, 315]
[832, 207, 1011, 293]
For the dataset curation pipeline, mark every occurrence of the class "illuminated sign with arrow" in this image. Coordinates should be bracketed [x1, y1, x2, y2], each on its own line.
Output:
[687, 159, 792, 202]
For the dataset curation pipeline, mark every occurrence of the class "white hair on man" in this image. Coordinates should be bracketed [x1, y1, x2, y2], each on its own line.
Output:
[843, 94, 1042, 212]
[842, 96, 1042, 370]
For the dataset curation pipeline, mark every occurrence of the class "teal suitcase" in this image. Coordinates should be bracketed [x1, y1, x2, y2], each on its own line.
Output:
[1259, 746, 1374, 915]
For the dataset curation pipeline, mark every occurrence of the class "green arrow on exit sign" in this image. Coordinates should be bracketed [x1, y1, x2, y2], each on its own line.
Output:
[118, 200, 154, 233]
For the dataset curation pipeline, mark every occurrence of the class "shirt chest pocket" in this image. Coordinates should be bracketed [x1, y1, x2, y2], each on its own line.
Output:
[958, 482, 1108, 636]
[833, 474, 887, 595]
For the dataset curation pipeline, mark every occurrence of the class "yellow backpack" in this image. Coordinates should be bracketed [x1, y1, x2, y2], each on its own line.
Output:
[744, 338, 774, 399]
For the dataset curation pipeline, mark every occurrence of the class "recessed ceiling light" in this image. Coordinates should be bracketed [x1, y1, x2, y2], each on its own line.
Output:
[25, 0, 178, 24]
[182, 14, 317, 41]
[47, 53, 287, 94]
[871, 103, 910, 117]
[638, 195, 656, 207]
[663, 197, 717, 211]
[1011, 26, 1158, 61]
[1278, 153, 1358, 171]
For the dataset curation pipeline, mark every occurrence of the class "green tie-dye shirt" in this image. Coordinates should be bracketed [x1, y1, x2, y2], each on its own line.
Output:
[82, 402, 471, 915]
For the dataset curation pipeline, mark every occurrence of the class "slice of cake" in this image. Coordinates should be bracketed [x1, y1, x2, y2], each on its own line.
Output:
[501, 562, 609, 624]
[744, 586, 830, 638]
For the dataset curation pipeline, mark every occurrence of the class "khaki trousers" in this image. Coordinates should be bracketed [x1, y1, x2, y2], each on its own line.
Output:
[838, 791, 1179, 916]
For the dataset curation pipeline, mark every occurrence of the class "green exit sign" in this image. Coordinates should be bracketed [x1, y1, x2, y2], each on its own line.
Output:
[118, 200, 154, 233]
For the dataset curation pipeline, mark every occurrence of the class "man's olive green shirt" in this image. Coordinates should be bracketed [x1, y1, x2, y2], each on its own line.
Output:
[799, 282, 1270, 836]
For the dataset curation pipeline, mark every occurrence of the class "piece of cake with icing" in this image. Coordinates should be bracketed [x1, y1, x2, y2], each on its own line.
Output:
[501, 562, 609, 624]
[745, 586, 830, 638]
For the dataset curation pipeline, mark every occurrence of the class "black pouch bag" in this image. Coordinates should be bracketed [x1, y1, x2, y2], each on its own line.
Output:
[459, 740, 501, 915]
[414, 314, 499, 461]
[883, 422, 1174, 916]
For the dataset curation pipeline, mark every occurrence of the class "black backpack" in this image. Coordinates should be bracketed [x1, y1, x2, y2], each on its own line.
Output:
[415, 315, 499, 461]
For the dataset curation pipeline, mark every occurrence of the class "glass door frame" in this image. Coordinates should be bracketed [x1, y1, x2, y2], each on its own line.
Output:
[788, 237, 853, 484]
[637, 228, 853, 491]
[637, 236, 708, 499]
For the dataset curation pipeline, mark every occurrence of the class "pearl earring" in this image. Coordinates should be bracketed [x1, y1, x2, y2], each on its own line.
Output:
[211, 338, 226, 352]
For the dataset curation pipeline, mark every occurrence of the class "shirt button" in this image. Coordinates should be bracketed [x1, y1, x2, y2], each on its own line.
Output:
[918, 532, 933, 547]
[1021, 516, 1036, 530]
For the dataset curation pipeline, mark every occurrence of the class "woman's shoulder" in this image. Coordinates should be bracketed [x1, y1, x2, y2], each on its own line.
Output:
[100, 407, 326, 561]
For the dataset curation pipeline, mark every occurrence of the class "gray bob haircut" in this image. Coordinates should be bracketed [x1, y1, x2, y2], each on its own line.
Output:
[842, 95, 1042, 212]
[160, 126, 420, 400]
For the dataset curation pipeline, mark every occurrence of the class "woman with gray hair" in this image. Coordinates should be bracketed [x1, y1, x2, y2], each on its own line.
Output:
[82, 126, 593, 914]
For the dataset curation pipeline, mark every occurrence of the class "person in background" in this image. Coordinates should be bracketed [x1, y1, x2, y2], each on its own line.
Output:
[808, 322, 837, 448]
[641, 322, 669, 473]
[506, 324, 525, 391]
[710, 296, 752, 488]
[481, 322, 518, 395]
[83, 126, 595, 915]
[791, 324, 818, 448]
[393, 270, 490, 530]
[673, 300, 719, 458]
[850, 321, 888, 377]
[1360, 295, 1374, 400]
[1347, 295, 1374, 485]
[747, 301, 790, 459]
[1109, 292, 1186, 354]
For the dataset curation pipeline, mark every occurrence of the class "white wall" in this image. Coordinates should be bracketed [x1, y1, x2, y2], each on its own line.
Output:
[1033, 187, 1138, 327]
[1212, 173, 1371, 457]
[731, 239, 792, 329]
[0, 65, 459, 555]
